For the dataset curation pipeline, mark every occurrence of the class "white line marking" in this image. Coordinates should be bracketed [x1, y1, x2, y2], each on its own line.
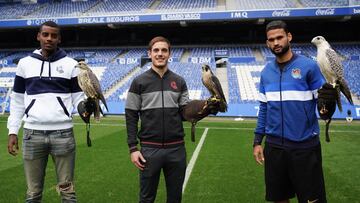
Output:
[183, 127, 209, 193]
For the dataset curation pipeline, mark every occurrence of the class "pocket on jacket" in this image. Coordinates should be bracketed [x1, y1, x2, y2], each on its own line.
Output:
[56, 97, 70, 117]
[24, 99, 36, 118]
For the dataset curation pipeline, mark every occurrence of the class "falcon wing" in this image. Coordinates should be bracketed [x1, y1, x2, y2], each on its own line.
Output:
[326, 48, 353, 106]
[88, 71, 108, 111]
[325, 49, 344, 79]
[211, 75, 226, 103]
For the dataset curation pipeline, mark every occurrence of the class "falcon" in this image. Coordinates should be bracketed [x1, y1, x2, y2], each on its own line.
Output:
[201, 64, 227, 112]
[311, 36, 353, 112]
[76, 61, 108, 121]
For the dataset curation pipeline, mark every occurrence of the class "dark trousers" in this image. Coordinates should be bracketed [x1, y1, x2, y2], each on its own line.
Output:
[139, 145, 186, 203]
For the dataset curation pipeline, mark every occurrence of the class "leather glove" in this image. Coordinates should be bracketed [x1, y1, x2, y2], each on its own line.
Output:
[77, 98, 96, 124]
[181, 98, 220, 142]
[317, 83, 337, 120]
[182, 98, 220, 123]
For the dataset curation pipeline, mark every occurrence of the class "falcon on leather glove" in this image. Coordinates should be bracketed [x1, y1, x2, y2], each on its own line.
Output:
[182, 98, 221, 142]
[317, 83, 337, 142]
[76, 61, 108, 121]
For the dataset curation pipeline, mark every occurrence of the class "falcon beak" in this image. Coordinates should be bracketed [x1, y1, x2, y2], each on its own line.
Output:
[311, 37, 316, 44]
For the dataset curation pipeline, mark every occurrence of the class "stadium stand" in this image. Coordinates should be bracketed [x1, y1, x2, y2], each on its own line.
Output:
[227, 64, 242, 103]
[156, 0, 216, 11]
[0, 3, 42, 19]
[0, 0, 357, 20]
[100, 63, 138, 92]
[121, 48, 147, 58]
[27, 0, 98, 18]
[350, 0, 360, 5]
[86, 0, 154, 15]
[345, 60, 360, 96]
[107, 64, 148, 102]
[299, 0, 349, 7]
[227, 0, 297, 10]
[0, 51, 31, 66]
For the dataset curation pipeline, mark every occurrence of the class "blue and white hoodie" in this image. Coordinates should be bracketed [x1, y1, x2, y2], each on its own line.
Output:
[7, 48, 84, 135]
[254, 54, 326, 148]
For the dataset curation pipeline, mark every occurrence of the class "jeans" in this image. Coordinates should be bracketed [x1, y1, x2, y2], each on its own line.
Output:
[22, 128, 77, 203]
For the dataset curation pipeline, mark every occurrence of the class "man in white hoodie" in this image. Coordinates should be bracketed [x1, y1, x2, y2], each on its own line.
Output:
[7, 21, 84, 203]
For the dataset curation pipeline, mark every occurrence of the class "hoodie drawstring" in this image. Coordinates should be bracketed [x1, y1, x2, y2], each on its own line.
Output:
[48, 59, 52, 80]
[39, 60, 52, 79]
[40, 60, 45, 79]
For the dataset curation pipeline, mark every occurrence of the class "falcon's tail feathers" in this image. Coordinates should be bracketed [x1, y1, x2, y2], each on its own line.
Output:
[99, 94, 109, 111]
[338, 79, 353, 105]
[219, 101, 227, 112]
[94, 100, 100, 122]
[335, 85, 343, 112]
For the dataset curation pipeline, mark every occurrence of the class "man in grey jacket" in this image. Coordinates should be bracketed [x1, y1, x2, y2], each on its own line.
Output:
[126, 36, 189, 203]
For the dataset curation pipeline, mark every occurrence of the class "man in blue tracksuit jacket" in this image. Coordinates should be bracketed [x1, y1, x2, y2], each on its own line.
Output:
[253, 21, 337, 203]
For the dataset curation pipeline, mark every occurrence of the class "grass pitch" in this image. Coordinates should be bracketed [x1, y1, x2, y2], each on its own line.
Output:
[0, 115, 359, 203]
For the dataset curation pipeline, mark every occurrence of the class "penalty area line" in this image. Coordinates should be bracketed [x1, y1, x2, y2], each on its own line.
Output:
[183, 127, 209, 194]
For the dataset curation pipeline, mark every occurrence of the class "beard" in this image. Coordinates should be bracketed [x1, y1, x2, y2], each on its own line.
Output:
[270, 43, 290, 57]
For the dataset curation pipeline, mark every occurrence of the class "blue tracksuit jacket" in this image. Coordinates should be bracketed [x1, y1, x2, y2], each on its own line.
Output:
[254, 54, 326, 148]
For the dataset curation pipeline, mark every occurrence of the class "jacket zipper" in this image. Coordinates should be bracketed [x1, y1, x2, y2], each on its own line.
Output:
[161, 77, 165, 147]
[280, 68, 284, 145]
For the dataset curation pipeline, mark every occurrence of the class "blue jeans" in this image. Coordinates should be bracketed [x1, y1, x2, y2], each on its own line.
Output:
[22, 128, 77, 203]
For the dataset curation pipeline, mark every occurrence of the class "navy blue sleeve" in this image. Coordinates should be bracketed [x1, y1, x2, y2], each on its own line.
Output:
[254, 101, 267, 145]
[13, 75, 26, 93]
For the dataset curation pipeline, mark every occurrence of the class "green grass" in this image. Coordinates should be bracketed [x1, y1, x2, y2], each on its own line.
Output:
[0, 115, 360, 203]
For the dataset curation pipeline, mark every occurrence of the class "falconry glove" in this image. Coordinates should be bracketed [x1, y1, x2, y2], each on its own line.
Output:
[78, 98, 96, 123]
[317, 83, 337, 142]
[77, 98, 96, 147]
[182, 98, 220, 142]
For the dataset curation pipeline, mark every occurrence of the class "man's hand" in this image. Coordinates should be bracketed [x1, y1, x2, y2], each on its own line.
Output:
[253, 145, 264, 165]
[130, 151, 146, 170]
[8, 134, 19, 156]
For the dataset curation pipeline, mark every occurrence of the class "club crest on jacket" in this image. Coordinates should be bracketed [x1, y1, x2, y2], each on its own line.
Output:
[56, 66, 64, 74]
[170, 81, 178, 90]
[291, 68, 302, 79]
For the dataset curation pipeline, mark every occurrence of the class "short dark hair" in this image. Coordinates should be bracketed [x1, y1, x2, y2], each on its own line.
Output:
[148, 36, 171, 51]
[265, 20, 289, 34]
[39, 21, 60, 34]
